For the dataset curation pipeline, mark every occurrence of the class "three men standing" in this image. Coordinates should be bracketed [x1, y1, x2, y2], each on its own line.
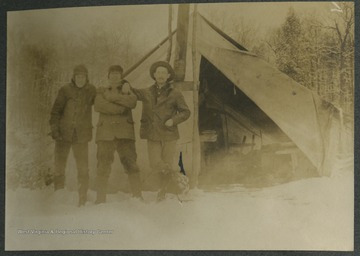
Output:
[49, 65, 97, 206]
[50, 61, 190, 205]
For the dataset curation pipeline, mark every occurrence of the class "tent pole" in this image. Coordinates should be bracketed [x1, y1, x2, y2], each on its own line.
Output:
[174, 4, 190, 81]
[166, 4, 173, 62]
[123, 30, 177, 78]
[191, 4, 200, 188]
[223, 101, 229, 152]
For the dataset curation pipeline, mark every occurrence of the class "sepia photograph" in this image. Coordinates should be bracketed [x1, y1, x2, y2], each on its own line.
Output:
[5, 1, 355, 251]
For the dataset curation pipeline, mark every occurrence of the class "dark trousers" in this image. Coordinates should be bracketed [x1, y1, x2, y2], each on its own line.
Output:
[147, 139, 177, 172]
[53, 140, 89, 194]
[96, 139, 140, 201]
[147, 140, 178, 195]
[97, 138, 139, 179]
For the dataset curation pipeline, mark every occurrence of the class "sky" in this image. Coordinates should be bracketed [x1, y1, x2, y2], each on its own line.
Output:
[7, 2, 340, 49]
[8, 5, 173, 51]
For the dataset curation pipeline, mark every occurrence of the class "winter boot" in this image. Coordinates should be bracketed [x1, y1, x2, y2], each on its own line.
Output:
[128, 172, 143, 200]
[156, 172, 171, 202]
[78, 193, 87, 207]
[78, 180, 89, 207]
[95, 176, 108, 204]
[53, 175, 65, 191]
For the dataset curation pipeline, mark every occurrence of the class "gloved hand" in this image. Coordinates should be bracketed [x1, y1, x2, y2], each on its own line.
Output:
[51, 130, 62, 140]
[165, 119, 174, 127]
[122, 82, 131, 94]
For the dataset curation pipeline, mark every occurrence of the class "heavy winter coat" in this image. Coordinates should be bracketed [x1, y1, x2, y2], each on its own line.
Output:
[94, 83, 137, 142]
[133, 83, 190, 141]
[50, 82, 96, 143]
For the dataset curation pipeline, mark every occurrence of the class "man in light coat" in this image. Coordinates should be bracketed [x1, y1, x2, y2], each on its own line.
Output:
[94, 65, 142, 204]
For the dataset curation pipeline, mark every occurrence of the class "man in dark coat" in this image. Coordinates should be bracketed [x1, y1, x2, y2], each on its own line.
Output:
[122, 61, 190, 201]
[49, 64, 96, 206]
[94, 65, 142, 204]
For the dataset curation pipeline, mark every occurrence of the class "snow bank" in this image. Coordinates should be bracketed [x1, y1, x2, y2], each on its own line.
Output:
[5, 165, 353, 251]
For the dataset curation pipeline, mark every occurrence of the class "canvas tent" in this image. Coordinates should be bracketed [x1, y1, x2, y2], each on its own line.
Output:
[123, 10, 351, 187]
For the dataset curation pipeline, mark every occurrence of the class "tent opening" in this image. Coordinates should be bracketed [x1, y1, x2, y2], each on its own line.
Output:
[197, 57, 318, 187]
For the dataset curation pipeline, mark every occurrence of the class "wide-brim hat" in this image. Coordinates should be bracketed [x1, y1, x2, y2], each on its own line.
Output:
[150, 61, 175, 82]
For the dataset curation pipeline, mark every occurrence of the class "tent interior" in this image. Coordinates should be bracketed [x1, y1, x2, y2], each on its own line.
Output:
[197, 57, 318, 188]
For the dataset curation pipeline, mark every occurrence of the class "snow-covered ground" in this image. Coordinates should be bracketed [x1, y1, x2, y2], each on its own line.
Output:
[5, 159, 353, 251]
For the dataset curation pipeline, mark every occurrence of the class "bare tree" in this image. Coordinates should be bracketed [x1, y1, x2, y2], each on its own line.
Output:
[317, 2, 354, 113]
[331, 3, 354, 113]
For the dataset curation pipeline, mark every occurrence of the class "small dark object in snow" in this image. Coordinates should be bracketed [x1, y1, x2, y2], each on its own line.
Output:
[178, 152, 186, 176]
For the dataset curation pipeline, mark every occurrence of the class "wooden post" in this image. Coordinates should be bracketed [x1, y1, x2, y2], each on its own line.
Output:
[174, 4, 190, 82]
[191, 4, 201, 188]
[166, 4, 173, 63]
[220, 114, 229, 151]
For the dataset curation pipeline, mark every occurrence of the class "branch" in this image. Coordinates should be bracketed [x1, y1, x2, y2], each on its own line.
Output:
[334, 21, 343, 45]
[264, 40, 278, 54]
[310, 24, 337, 30]
[343, 12, 354, 47]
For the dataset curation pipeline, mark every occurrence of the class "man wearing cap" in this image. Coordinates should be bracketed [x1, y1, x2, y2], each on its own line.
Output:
[94, 65, 142, 204]
[49, 64, 96, 207]
[123, 61, 190, 201]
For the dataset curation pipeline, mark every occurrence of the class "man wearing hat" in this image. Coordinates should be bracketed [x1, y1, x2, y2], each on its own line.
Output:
[123, 61, 190, 201]
[49, 64, 97, 206]
[94, 65, 142, 204]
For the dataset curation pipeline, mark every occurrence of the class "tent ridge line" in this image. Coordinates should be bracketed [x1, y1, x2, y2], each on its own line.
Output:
[197, 12, 248, 52]
[201, 41, 258, 57]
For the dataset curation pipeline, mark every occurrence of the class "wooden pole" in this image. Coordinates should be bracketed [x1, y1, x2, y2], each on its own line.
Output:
[191, 4, 200, 188]
[123, 30, 177, 79]
[166, 4, 173, 63]
[174, 4, 190, 82]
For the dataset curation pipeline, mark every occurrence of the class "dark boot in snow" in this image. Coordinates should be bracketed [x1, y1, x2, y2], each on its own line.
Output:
[53, 176, 65, 191]
[95, 194, 106, 205]
[128, 172, 143, 199]
[78, 193, 87, 207]
[95, 176, 107, 204]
